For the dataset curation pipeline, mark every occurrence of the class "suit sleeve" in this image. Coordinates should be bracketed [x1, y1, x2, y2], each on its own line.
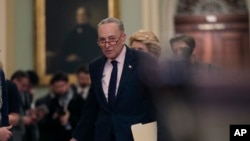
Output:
[138, 53, 162, 89]
[68, 95, 85, 129]
[7, 80, 21, 114]
[72, 76, 99, 141]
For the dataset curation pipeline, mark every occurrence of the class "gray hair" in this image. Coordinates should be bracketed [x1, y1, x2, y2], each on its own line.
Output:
[169, 34, 196, 52]
[97, 17, 124, 32]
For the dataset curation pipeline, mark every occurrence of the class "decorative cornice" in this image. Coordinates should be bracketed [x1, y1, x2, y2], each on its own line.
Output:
[177, 0, 247, 15]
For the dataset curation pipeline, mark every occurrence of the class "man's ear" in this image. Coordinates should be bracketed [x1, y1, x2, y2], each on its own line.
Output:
[122, 33, 126, 43]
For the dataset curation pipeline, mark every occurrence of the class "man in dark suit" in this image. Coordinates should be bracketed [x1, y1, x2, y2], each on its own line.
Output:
[71, 18, 160, 141]
[35, 88, 54, 141]
[71, 64, 91, 100]
[36, 72, 85, 141]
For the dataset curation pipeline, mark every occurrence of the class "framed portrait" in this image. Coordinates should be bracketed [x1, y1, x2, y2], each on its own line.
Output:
[35, 0, 120, 85]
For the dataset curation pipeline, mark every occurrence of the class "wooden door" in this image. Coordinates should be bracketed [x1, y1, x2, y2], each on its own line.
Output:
[213, 31, 249, 70]
[175, 14, 250, 71]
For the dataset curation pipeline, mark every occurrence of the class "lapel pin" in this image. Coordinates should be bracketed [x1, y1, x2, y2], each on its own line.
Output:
[128, 65, 132, 69]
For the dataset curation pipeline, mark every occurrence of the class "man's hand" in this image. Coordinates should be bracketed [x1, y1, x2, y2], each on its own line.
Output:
[22, 116, 35, 125]
[60, 112, 70, 126]
[8, 113, 19, 126]
[0, 126, 12, 141]
[36, 105, 48, 121]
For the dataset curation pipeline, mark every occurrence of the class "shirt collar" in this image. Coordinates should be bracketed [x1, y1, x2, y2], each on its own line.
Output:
[108, 45, 126, 64]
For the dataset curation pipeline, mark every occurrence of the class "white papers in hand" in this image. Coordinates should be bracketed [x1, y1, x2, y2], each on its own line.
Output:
[131, 121, 157, 141]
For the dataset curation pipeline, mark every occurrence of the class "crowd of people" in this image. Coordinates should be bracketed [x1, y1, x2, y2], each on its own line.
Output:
[1, 17, 221, 141]
[0, 63, 92, 141]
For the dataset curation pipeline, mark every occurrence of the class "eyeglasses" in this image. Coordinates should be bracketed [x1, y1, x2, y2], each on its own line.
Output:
[97, 33, 123, 47]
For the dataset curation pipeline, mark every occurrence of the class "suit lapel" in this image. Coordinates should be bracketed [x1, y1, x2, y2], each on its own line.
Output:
[94, 47, 136, 110]
[115, 47, 136, 105]
[94, 56, 110, 107]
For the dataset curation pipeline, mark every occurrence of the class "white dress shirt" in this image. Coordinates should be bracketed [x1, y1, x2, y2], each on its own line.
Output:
[76, 84, 90, 100]
[102, 46, 126, 101]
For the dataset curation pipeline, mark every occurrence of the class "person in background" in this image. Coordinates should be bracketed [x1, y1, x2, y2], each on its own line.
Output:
[159, 34, 221, 141]
[24, 70, 40, 141]
[129, 29, 161, 59]
[11, 70, 38, 141]
[160, 34, 220, 91]
[26, 70, 39, 105]
[169, 34, 220, 82]
[35, 82, 56, 141]
[47, 72, 85, 141]
[71, 64, 91, 100]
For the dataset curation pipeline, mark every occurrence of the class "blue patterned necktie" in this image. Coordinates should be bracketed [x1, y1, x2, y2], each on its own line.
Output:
[108, 60, 118, 109]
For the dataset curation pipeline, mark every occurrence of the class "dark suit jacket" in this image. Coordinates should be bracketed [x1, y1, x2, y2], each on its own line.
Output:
[48, 92, 85, 141]
[73, 46, 159, 141]
[6, 80, 21, 117]
[35, 93, 54, 141]
[0, 70, 8, 126]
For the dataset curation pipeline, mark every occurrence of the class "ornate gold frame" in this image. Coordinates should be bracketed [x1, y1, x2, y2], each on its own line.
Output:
[35, 0, 120, 85]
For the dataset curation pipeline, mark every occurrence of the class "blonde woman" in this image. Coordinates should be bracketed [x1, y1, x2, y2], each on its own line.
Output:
[129, 30, 161, 59]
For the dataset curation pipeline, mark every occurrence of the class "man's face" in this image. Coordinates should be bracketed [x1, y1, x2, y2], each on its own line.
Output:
[52, 81, 69, 96]
[77, 72, 90, 88]
[13, 77, 30, 93]
[97, 23, 126, 59]
[172, 41, 192, 59]
[76, 7, 88, 24]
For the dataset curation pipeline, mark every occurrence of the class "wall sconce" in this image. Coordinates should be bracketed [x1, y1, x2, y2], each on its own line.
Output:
[206, 15, 217, 23]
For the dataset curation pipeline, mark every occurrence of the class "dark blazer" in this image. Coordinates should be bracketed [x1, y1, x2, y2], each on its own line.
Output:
[73, 46, 159, 141]
[0, 70, 8, 126]
[35, 93, 54, 108]
[35, 93, 54, 141]
[48, 92, 85, 141]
